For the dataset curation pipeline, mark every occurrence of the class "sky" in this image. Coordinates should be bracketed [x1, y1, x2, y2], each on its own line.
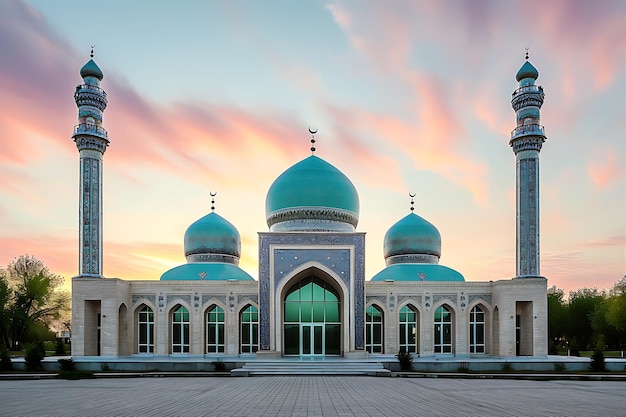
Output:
[0, 0, 624, 296]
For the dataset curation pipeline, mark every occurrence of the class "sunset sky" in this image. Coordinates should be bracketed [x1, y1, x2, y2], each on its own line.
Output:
[0, 0, 624, 296]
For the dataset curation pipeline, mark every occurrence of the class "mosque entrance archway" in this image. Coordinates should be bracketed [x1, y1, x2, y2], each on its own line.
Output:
[283, 276, 341, 357]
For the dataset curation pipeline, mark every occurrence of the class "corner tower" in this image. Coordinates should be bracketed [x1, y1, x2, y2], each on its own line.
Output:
[72, 50, 109, 277]
[510, 52, 546, 278]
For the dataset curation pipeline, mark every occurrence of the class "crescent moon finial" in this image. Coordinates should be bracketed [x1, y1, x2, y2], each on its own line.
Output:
[308, 125, 317, 154]
[525, 46, 529, 60]
[409, 192, 416, 212]
[90, 45, 95, 58]
[209, 191, 217, 211]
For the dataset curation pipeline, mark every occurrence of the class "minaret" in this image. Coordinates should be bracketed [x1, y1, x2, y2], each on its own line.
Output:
[509, 51, 546, 278]
[72, 49, 109, 277]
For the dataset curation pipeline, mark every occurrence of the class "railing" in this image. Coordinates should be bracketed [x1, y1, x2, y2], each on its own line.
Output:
[511, 124, 544, 139]
[75, 83, 107, 99]
[74, 123, 108, 138]
[512, 84, 543, 96]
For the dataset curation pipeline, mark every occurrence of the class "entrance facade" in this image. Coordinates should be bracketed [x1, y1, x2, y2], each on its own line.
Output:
[283, 277, 341, 356]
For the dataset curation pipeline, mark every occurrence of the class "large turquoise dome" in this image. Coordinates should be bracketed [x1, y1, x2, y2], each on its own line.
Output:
[184, 212, 241, 262]
[265, 155, 359, 231]
[384, 213, 441, 264]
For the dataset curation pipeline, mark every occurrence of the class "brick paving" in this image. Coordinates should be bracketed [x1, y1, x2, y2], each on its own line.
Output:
[0, 376, 624, 417]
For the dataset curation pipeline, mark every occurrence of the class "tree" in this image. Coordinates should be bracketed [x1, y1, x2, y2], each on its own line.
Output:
[547, 286, 567, 353]
[0, 255, 70, 350]
[567, 288, 603, 351]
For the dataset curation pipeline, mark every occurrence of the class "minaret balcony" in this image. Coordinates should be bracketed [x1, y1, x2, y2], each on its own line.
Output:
[511, 85, 544, 111]
[73, 123, 109, 140]
[510, 124, 544, 140]
[512, 85, 543, 96]
[74, 84, 108, 111]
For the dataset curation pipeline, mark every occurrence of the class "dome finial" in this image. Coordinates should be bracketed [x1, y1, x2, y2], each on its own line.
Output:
[308, 126, 318, 154]
[90, 44, 95, 58]
[525, 46, 529, 60]
[210, 191, 217, 212]
[409, 192, 416, 212]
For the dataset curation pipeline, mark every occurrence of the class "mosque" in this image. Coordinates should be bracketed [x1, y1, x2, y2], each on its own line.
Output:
[70, 53, 548, 360]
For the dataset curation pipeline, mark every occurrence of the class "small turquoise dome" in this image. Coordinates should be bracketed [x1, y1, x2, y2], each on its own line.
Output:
[384, 213, 441, 261]
[160, 263, 254, 281]
[370, 263, 464, 282]
[184, 212, 240, 259]
[516, 60, 539, 82]
[80, 59, 104, 80]
[266, 155, 359, 230]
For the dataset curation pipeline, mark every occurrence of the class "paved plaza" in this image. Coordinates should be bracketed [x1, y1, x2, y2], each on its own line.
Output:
[0, 376, 624, 417]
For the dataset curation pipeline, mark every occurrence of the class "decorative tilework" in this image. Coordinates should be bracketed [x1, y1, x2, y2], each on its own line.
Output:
[433, 293, 458, 306]
[468, 294, 492, 306]
[365, 295, 387, 307]
[202, 295, 227, 306]
[258, 233, 365, 351]
[397, 295, 421, 309]
[131, 295, 156, 307]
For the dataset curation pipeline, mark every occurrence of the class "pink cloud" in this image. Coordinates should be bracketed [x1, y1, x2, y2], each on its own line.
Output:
[581, 235, 626, 248]
[587, 149, 626, 188]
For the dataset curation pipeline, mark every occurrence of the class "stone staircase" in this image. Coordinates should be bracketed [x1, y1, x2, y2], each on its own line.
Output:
[231, 359, 390, 376]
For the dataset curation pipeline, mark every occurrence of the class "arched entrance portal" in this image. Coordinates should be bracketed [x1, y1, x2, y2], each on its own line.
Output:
[283, 277, 341, 356]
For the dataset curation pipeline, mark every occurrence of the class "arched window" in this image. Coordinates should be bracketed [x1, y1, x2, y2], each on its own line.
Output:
[206, 305, 225, 353]
[365, 305, 383, 353]
[138, 305, 154, 353]
[434, 305, 452, 353]
[399, 305, 418, 353]
[172, 305, 190, 353]
[470, 305, 485, 354]
[240, 305, 258, 353]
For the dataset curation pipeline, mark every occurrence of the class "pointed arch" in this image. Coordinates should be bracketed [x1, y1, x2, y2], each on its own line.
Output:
[365, 303, 384, 353]
[276, 263, 348, 356]
[206, 304, 225, 353]
[433, 303, 454, 354]
[170, 304, 190, 354]
[118, 303, 129, 356]
[398, 303, 419, 353]
[467, 301, 491, 355]
[240, 304, 258, 353]
[135, 303, 155, 354]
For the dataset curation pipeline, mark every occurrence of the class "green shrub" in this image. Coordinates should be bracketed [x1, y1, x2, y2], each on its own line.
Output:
[212, 360, 227, 371]
[58, 358, 76, 372]
[396, 349, 413, 371]
[55, 339, 66, 355]
[100, 363, 110, 371]
[590, 350, 606, 372]
[25, 342, 46, 371]
[0, 349, 12, 371]
[553, 362, 566, 372]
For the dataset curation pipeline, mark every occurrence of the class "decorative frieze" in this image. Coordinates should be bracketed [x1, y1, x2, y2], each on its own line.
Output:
[468, 294, 492, 307]
[365, 295, 387, 307]
[201, 295, 227, 307]
[397, 295, 421, 309]
[433, 293, 457, 307]
[131, 294, 156, 307]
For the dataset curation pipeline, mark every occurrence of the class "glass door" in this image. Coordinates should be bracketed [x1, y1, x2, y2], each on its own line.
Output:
[301, 324, 324, 356]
